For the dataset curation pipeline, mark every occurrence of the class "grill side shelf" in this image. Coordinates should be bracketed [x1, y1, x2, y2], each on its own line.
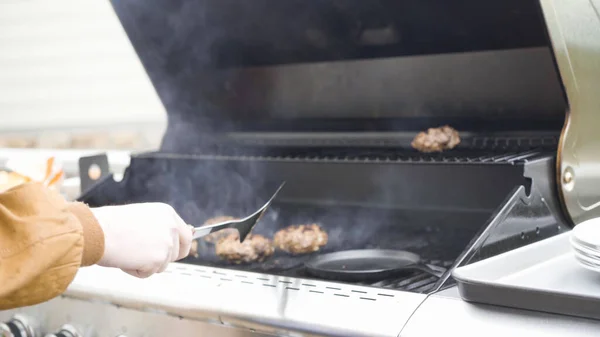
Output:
[452, 232, 600, 322]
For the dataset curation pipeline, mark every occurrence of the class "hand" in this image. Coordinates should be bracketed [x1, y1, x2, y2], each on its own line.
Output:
[90, 203, 193, 278]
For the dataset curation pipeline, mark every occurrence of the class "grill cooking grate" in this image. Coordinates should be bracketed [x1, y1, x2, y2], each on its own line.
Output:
[179, 204, 483, 279]
[153, 133, 559, 164]
[271, 148, 546, 164]
[152, 147, 552, 164]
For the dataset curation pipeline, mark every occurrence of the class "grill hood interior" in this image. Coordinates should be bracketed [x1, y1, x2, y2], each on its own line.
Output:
[108, 0, 568, 151]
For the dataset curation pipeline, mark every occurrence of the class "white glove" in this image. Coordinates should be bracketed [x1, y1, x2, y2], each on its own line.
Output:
[90, 203, 193, 278]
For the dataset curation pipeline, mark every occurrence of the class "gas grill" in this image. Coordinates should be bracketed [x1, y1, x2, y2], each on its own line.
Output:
[5, 0, 600, 336]
[77, 0, 569, 296]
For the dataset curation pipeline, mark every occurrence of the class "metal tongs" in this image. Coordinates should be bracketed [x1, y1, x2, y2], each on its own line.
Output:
[192, 182, 285, 242]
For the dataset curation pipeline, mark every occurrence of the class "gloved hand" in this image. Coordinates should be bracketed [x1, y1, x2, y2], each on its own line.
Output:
[90, 203, 193, 278]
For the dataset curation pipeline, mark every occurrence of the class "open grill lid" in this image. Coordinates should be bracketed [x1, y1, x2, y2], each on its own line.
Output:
[80, 0, 581, 293]
[109, 0, 567, 148]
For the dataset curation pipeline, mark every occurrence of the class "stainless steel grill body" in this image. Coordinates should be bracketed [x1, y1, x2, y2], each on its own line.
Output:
[2, 264, 423, 337]
[2, 265, 600, 337]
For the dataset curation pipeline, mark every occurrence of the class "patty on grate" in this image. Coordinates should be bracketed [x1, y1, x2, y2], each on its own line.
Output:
[215, 234, 275, 264]
[411, 125, 460, 153]
[274, 224, 328, 255]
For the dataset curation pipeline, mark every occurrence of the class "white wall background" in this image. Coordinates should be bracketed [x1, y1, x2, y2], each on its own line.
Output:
[0, 0, 167, 131]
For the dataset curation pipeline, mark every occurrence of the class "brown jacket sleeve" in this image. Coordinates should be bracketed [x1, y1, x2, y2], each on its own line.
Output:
[0, 183, 105, 310]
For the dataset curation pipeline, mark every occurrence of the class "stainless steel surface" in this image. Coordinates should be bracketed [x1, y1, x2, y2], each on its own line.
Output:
[452, 232, 600, 320]
[401, 289, 600, 337]
[193, 182, 285, 242]
[4, 275, 600, 337]
[29, 263, 423, 337]
[540, 0, 600, 225]
[0, 297, 274, 337]
[0, 314, 38, 337]
[0, 323, 12, 337]
[45, 324, 82, 337]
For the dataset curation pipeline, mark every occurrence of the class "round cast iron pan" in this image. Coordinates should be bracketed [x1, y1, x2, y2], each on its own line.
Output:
[304, 249, 443, 282]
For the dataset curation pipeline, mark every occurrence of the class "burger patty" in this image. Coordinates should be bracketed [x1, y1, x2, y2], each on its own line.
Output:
[202, 216, 239, 244]
[215, 234, 275, 264]
[273, 224, 328, 255]
[411, 125, 460, 153]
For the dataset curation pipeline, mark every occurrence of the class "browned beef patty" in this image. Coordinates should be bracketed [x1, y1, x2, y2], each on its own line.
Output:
[411, 125, 460, 153]
[203, 216, 239, 244]
[273, 224, 328, 255]
[215, 234, 275, 264]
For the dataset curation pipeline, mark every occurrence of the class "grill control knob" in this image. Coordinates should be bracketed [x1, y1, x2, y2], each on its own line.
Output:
[44, 325, 81, 337]
[0, 314, 38, 337]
